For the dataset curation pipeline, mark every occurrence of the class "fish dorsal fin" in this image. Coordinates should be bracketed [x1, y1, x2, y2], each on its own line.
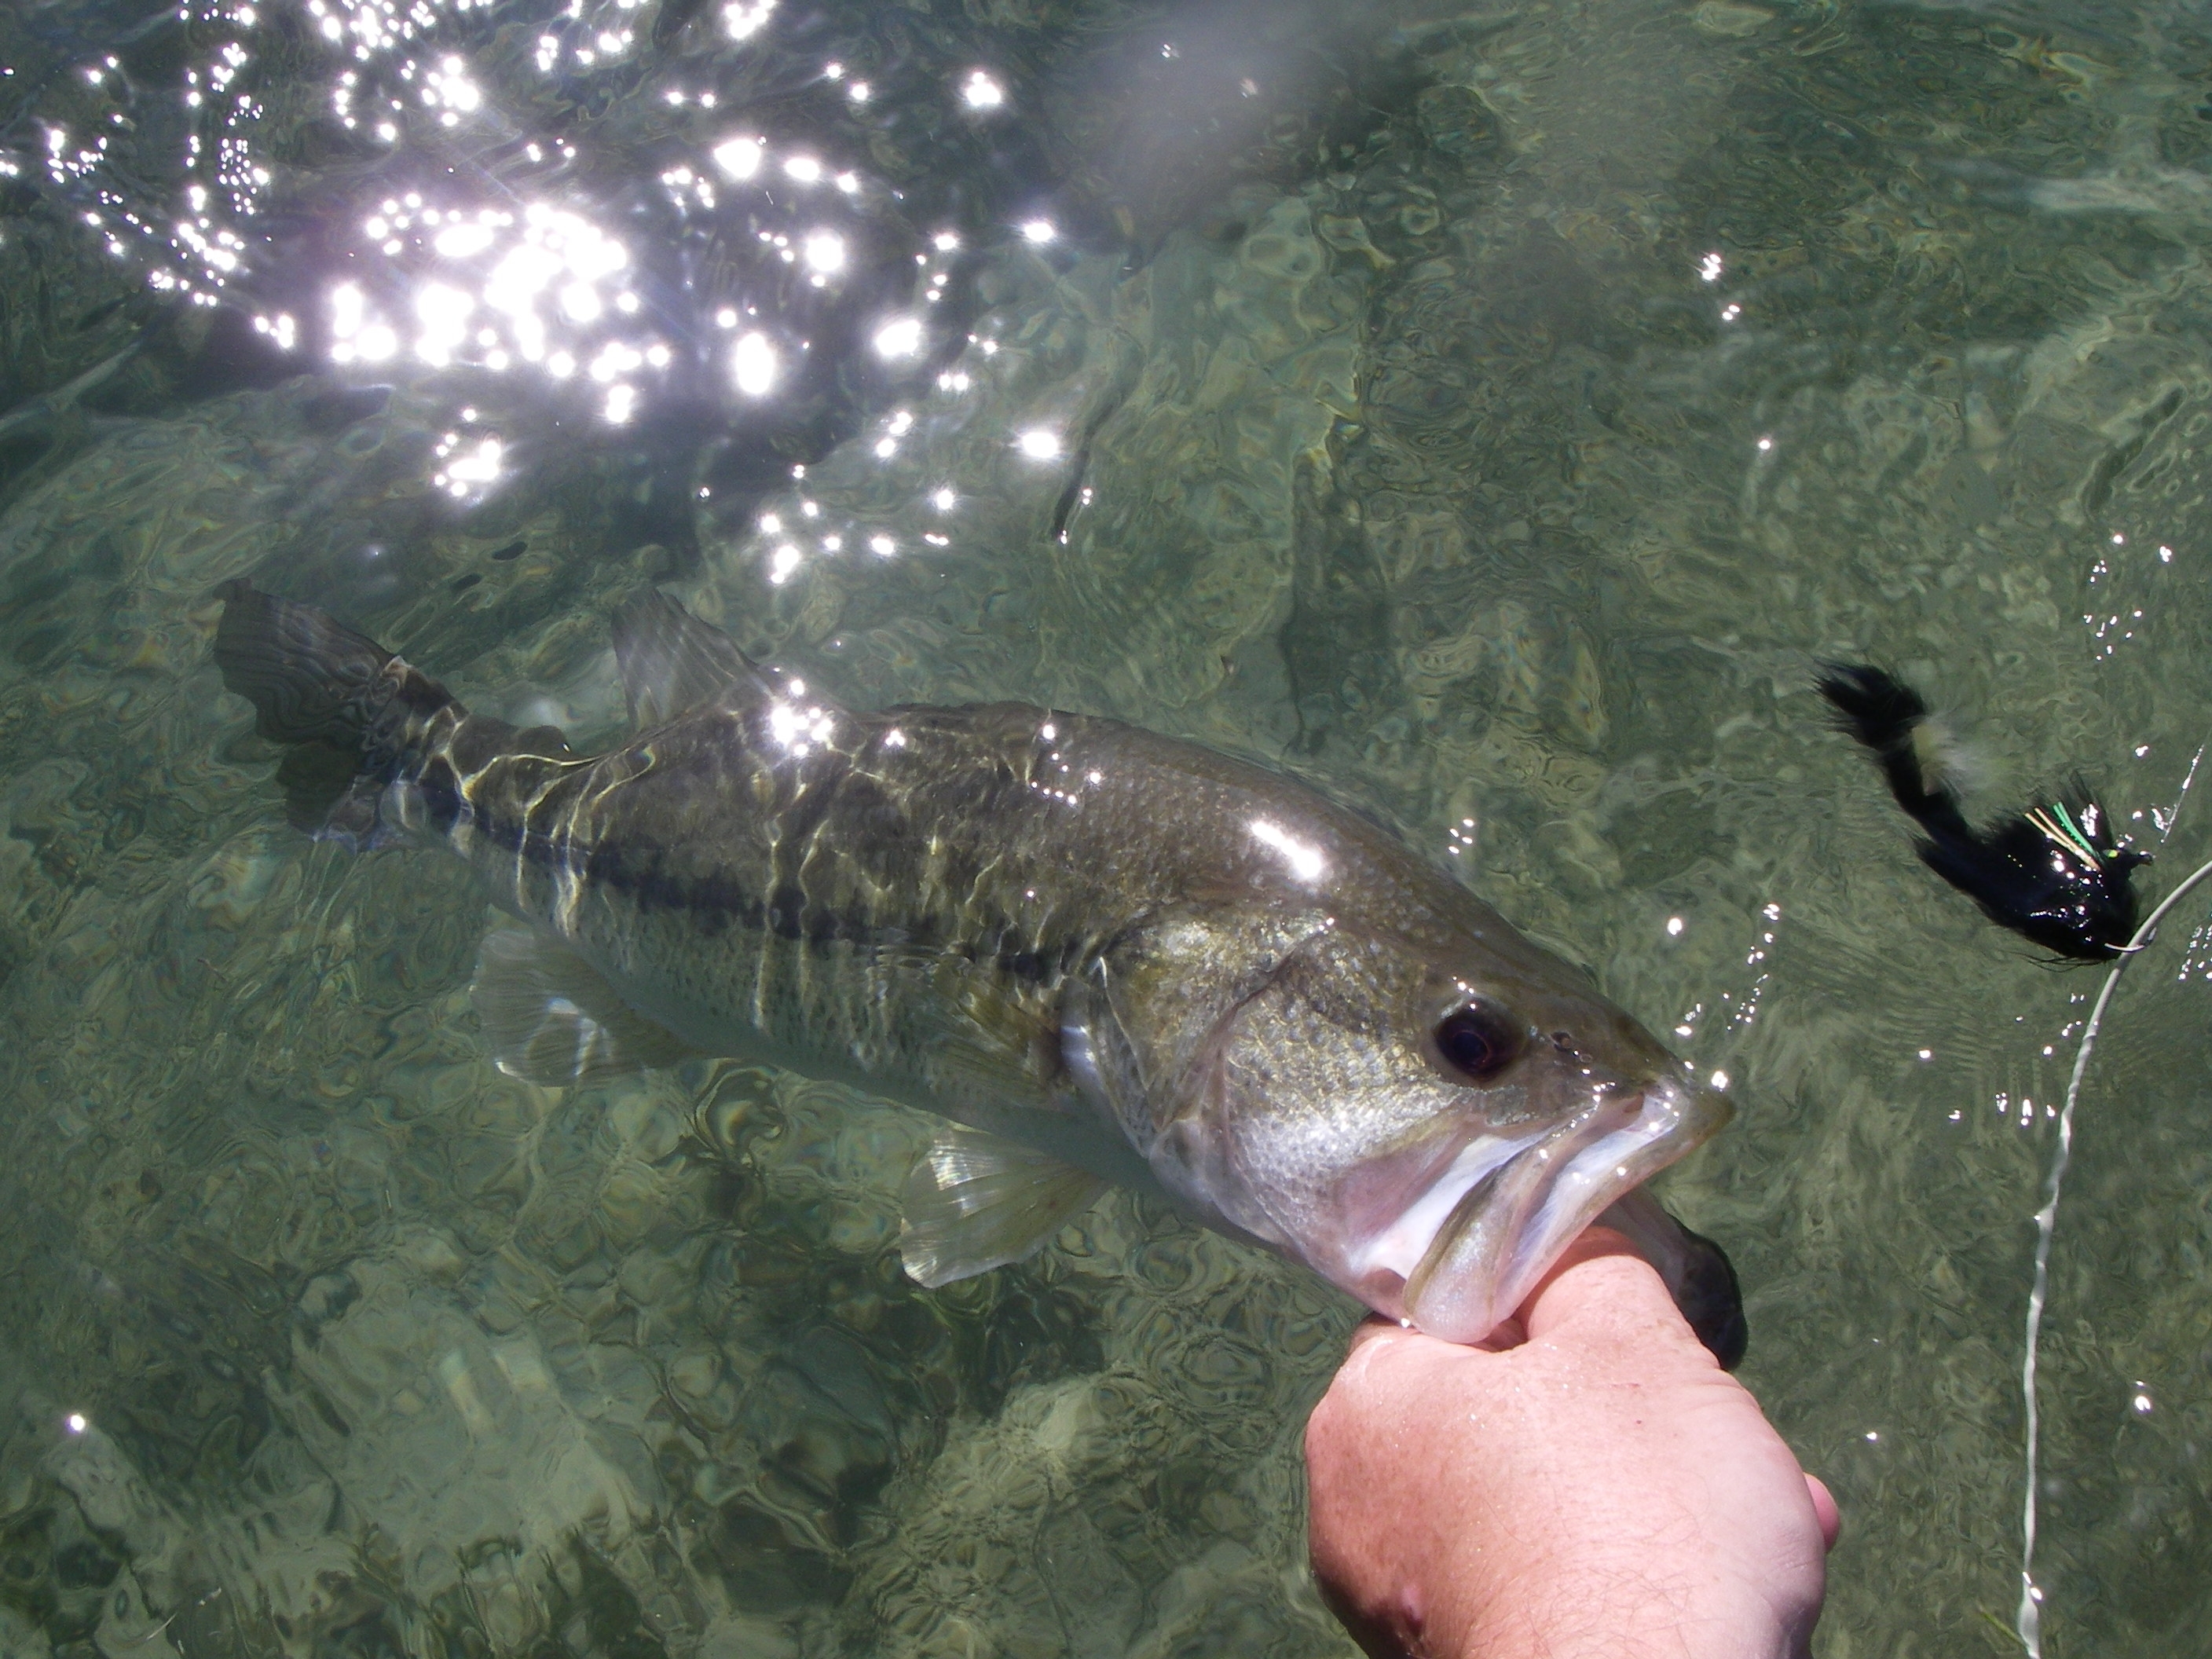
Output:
[471, 920, 696, 1086]
[610, 590, 767, 728]
[899, 1127, 1105, 1288]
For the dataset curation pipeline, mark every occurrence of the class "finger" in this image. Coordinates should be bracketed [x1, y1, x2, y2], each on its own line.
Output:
[1518, 1225, 1686, 1346]
[1342, 1314, 1415, 1362]
[1333, 1316, 1430, 1391]
[1346, 1309, 1525, 1364]
[1805, 1474, 1841, 1551]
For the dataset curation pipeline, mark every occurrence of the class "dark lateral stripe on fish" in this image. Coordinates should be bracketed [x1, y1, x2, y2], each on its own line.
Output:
[217, 586, 1108, 987]
[419, 728, 1085, 981]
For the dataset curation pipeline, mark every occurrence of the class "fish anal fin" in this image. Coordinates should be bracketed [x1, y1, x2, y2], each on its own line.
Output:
[610, 590, 767, 728]
[471, 921, 695, 1086]
[899, 1127, 1104, 1288]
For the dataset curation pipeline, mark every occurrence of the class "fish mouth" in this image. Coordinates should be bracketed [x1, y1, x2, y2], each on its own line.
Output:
[1393, 1073, 1731, 1344]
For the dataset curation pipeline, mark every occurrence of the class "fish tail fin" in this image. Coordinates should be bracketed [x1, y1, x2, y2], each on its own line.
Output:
[212, 580, 456, 842]
[1815, 662, 1972, 838]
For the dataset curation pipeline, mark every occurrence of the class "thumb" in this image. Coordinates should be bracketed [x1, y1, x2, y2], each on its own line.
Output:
[1807, 1474, 1842, 1551]
[1518, 1225, 1704, 1353]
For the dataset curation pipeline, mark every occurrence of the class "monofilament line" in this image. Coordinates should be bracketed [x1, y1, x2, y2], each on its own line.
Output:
[2016, 851, 2212, 1654]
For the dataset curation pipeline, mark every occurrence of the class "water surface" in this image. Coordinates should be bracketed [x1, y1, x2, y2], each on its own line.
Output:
[2, 0, 2211, 1653]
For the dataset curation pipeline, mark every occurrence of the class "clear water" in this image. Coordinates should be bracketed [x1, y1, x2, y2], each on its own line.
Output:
[2, 0, 2210, 1653]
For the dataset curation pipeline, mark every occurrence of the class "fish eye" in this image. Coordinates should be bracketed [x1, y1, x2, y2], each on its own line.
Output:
[1433, 1003, 1523, 1085]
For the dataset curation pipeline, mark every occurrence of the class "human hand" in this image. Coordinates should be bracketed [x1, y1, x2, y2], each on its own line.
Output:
[1305, 1226, 1839, 1659]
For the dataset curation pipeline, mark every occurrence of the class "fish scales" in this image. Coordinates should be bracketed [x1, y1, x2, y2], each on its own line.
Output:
[211, 580, 1747, 1358]
[438, 700, 1289, 1070]
[430, 695, 1456, 1168]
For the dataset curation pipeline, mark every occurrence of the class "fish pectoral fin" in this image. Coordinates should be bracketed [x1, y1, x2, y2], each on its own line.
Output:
[898, 1128, 1105, 1288]
[471, 921, 697, 1086]
[610, 589, 769, 727]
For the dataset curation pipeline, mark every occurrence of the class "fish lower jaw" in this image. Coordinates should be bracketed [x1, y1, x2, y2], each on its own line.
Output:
[1335, 1129, 1544, 1309]
[1396, 1076, 1723, 1345]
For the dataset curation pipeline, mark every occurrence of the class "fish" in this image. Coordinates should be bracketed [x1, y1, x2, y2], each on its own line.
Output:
[1816, 664, 2147, 961]
[211, 580, 1741, 1355]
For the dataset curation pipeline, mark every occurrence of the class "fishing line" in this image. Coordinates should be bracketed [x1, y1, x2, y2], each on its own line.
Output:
[2015, 848, 2212, 1655]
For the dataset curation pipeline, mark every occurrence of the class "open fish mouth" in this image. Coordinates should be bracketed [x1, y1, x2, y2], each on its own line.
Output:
[1386, 1074, 1730, 1344]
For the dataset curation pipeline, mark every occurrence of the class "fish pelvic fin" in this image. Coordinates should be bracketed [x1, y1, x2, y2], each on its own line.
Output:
[611, 589, 771, 728]
[212, 580, 459, 844]
[899, 1127, 1104, 1288]
[471, 920, 698, 1086]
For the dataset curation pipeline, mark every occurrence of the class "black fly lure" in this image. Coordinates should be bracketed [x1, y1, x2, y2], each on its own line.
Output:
[1816, 665, 2148, 961]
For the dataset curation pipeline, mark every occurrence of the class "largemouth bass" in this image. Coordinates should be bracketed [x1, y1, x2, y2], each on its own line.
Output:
[212, 581, 1740, 1353]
